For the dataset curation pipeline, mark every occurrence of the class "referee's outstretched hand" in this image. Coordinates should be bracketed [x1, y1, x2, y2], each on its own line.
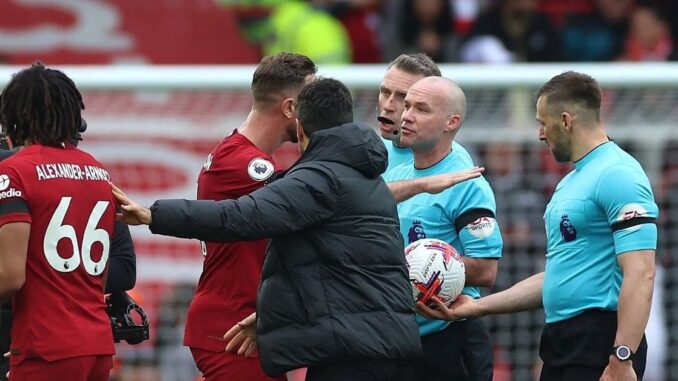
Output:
[422, 167, 484, 195]
[110, 182, 153, 226]
[415, 295, 479, 321]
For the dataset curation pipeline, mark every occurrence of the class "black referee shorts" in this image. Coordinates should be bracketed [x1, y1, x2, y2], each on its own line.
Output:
[539, 309, 647, 381]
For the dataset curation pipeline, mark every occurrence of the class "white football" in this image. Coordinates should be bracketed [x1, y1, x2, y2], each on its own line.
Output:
[405, 238, 466, 305]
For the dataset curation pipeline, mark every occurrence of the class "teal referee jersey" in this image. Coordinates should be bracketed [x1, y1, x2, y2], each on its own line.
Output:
[543, 141, 658, 323]
[381, 137, 473, 178]
[384, 147, 503, 336]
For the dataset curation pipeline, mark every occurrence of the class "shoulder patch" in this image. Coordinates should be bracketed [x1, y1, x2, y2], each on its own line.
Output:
[0, 174, 9, 191]
[202, 154, 213, 171]
[616, 203, 648, 222]
[247, 158, 274, 181]
[466, 217, 497, 238]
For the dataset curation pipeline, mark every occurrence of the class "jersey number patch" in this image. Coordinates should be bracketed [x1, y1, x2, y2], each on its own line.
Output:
[43, 197, 110, 275]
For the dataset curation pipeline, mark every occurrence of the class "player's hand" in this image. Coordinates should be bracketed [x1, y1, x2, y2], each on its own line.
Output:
[110, 182, 152, 225]
[224, 312, 257, 357]
[422, 167, 484, 194]
[600, 357, 636, 381]
[415, 295, 479, 321]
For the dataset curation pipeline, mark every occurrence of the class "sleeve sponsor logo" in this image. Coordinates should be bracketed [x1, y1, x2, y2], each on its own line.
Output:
[0, 174, 21, 199]
[0, 188, 22, 199]
[0, 175, 9, 191]
[615, 203, 650, 232]
[466, 217, 496, 238]
[616, 203, 648, 222]
[247, 158, 274, 181]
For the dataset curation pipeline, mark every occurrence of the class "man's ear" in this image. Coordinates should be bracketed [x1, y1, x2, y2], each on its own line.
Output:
[282, 98, 295, 119]
[444, 114, 462, 134]
[560, 112, 573, 133]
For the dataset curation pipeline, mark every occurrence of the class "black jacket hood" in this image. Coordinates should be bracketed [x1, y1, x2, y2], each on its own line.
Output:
[296, 122, 387, 178]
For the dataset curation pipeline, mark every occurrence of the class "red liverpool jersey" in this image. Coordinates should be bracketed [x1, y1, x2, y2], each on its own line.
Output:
[184, 131, 279, 352]
[0, 144, 116, 365]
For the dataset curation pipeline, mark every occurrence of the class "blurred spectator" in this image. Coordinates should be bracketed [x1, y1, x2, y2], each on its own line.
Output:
[380, 0, 459, 62]
[560, 0, 634, 61]
[537, 0, 595, 27]
[621, 5, 675, 61]
[452, 0, 490, 36]
[263, 0, 352, 63]
[479, 142, 547, 380]
[313, 0, 381, 63]
[461, 0, 560, 63]
[155, 284, 200, 381]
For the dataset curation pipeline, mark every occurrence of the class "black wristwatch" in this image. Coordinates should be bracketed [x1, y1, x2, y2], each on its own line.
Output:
[611, 345, 634, 361]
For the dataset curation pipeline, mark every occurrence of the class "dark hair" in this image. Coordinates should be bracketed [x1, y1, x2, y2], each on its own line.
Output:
[387, 53, 441, 77]
[536, 71, 602, 120]
[297, 78, 353, 137]
[251, 53, 317, 107]
[0, 61, 83, 147]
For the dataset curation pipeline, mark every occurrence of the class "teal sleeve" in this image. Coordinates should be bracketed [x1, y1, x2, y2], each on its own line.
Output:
[453, 179, 503, 259]
[595, 165, 658, 254]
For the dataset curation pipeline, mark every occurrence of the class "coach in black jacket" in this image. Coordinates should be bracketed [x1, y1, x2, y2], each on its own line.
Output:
[115, 78, 422, 380]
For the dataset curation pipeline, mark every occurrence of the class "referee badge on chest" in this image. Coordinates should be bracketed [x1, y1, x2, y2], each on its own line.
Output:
[559, 215, 577, 242]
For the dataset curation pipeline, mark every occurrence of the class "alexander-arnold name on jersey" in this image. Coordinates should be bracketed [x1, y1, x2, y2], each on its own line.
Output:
[36, 163, 110, 182]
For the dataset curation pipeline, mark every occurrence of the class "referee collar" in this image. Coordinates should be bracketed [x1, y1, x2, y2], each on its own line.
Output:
[574, 140, 613, 170]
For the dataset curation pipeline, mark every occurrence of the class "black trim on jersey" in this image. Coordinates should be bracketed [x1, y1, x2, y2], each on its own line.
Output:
[455, 208, 495, 233]
[0, 199, 28, 217]
[611, 217, 656, 232]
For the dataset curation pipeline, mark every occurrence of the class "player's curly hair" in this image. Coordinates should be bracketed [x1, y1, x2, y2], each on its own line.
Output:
[0, 61, 83, 147]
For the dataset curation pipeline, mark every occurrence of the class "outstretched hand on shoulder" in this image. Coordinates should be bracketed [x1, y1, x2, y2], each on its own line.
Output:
[110, 182, 152, 226]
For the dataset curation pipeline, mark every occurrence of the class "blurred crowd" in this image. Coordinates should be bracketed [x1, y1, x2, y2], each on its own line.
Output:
[226, 0, 678, 64]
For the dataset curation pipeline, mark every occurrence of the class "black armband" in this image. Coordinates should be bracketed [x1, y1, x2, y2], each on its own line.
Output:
[454, 208, 495, 233]
[0, 199, 29, 217]
[611, 217, 656, 232]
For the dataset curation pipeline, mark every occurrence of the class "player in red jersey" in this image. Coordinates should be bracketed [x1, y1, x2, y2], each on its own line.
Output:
[185, 53, 317, 381]
[0, 62, 116, 381]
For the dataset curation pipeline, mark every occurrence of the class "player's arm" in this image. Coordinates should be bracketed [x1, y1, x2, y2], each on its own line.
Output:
[417, 271, 544, 321]
[105, 221, 136, 293]
[455, 205, 503, 287]
[114, 167, 337, 242]
[595, 165, 658, 374]
[386, 167, 484, 202]
[0, 222, 29, 303]
[614, 250, 654, 354]
[462, 257, 498, 287]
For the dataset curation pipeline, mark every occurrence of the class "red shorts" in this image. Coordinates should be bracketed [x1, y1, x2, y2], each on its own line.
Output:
[190, 347, 285, 381]
[10, 355, 112, 381]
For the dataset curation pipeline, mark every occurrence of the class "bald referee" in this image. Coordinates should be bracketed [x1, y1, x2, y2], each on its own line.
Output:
[417, 71, 657, 381]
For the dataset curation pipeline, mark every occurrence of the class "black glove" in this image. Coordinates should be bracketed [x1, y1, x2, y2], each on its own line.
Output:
[106, 291, 150, 345]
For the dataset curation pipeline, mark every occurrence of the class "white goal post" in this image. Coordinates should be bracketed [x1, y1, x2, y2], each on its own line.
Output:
[1, 62, 673, 181]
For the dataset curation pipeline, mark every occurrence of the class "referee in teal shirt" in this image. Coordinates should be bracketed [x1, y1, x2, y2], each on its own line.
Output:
[418, 71, 657, 381]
